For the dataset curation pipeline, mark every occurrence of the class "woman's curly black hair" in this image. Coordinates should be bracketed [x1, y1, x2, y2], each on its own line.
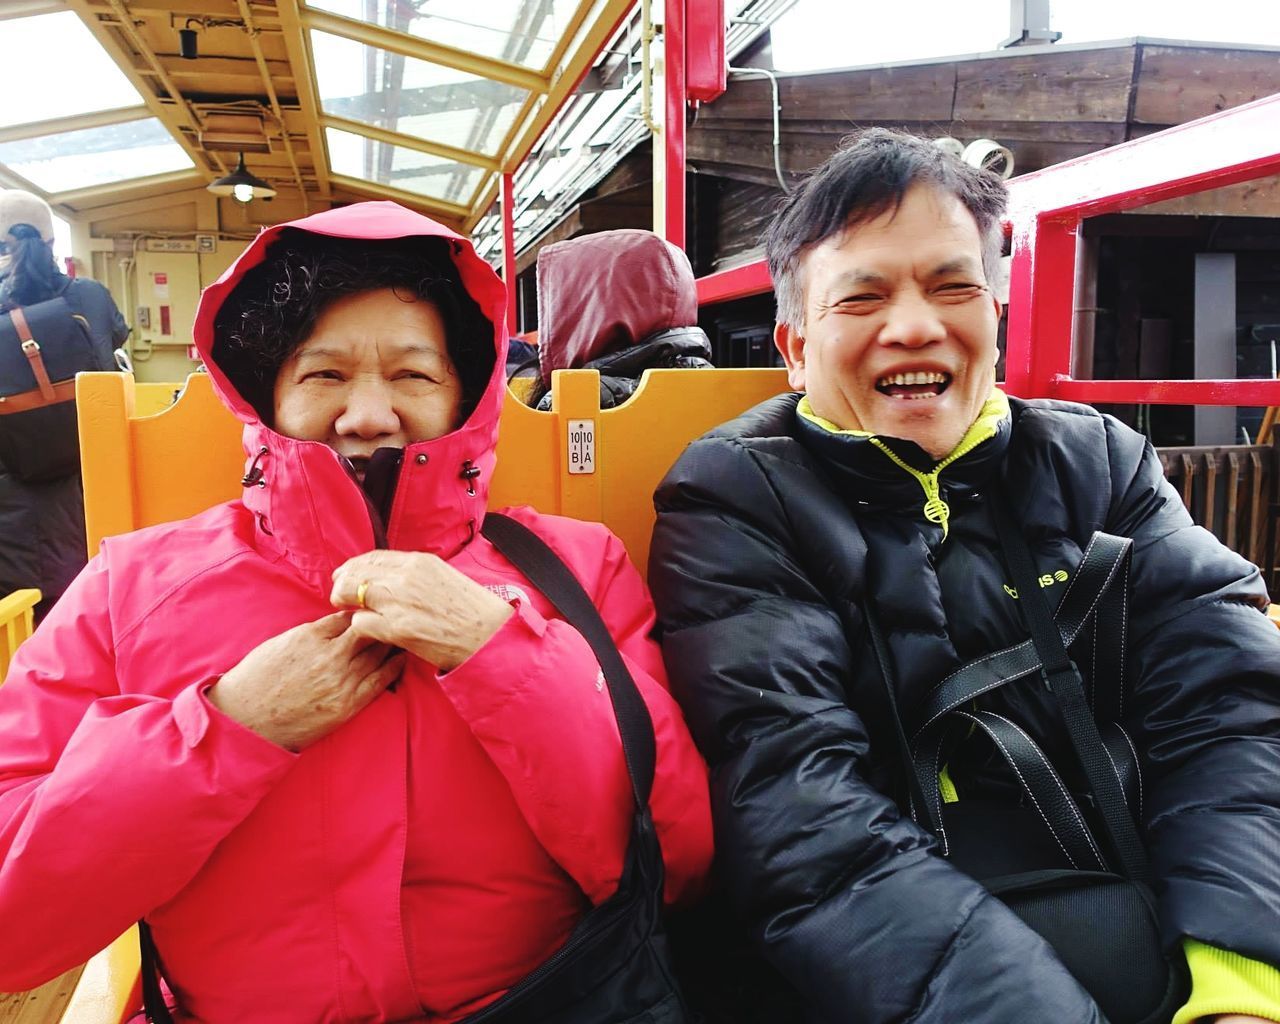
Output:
[212, 229, 495, 425]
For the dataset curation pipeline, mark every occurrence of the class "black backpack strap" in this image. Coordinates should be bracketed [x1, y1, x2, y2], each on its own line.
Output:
[952, 709, 1107, 870]
[863, 601, 931, 826]
[868, 599, 1106, 869]
[481, 512, 657, 811]
[914, 531, 1130, 736]
[992, 494, 1150, 882]
[139, 920, 174, 1024]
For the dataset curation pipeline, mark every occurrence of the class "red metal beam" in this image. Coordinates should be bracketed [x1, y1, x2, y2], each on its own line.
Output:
[1051, 379, 1280, 406]
[501, 171, 517, 335]
[1004, 93, 1280, 223]
[664, 0, 687, 248]
[1005, 92, 1280, 404]
[695, 260, 773, 306]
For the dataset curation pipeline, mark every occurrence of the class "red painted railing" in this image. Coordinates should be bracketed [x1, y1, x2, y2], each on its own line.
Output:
[694, 92, 1280, 406]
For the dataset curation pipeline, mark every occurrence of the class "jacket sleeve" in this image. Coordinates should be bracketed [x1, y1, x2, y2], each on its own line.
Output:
[0, 553, 297, 990]
[649, 436, 1104, 1024]
[434, 521, 713, 908]
[1103, 420, 1280, 969]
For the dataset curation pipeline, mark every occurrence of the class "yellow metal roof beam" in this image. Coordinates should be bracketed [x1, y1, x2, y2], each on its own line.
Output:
[236, 0, 309, 211]
[0, 160, 87, 223]
[304, 8, 549, 95]
[0, 1, 64, 20]
[329, 173, 469, 221]
[85, 2, 281, 24]
[0, 105, 151, 145]
[276, 0, 332, 199]
[322, 116, 500, 173]
[464, 0, 622, 232]
[55, 185, 213, 219]
[501, 0, 634, 175]
[64, 0, 219, 177]
[51, 170, 207, 207]
[0, 162, 50, 197]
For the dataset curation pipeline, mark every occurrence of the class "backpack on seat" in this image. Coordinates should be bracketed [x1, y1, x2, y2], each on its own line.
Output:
[0, 294, 105, 482]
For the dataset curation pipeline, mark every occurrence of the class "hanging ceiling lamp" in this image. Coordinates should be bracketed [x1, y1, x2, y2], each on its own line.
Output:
[207, 153, 276, 203]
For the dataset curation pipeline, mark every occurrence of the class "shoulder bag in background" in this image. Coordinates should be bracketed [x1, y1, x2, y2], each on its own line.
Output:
[0, 293, 106, 481]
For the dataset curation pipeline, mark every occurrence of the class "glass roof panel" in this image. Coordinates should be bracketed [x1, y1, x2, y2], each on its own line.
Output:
[0, 12, 146, 129]
[326, 126, 486, 205]
[307, 0, 583, 70]
[311, 30, 527, 156]
[0, 118, 193, 194]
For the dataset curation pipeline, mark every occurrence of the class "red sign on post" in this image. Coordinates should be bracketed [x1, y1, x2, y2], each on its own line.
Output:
[685, 0, 726, 103]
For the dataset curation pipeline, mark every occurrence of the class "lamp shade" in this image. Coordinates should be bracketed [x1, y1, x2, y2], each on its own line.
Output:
[207, 153, 276, 203]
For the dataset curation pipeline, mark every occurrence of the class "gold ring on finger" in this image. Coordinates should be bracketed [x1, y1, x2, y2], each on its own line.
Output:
[356, 580, 371, 609]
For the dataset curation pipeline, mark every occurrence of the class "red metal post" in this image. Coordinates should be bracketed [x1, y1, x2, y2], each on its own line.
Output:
[501, 171, 517, 336]
[1003, 214, 1077, 399]
[663, 0, 687, 249]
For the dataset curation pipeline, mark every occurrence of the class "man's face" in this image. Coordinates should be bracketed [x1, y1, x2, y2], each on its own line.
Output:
[775, 185, 1002, 459]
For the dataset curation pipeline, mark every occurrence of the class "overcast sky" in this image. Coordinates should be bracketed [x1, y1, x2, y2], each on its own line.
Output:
[771, 0, 1280, 70]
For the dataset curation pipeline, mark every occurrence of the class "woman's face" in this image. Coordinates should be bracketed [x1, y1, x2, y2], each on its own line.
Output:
[272, 287, 463, 481]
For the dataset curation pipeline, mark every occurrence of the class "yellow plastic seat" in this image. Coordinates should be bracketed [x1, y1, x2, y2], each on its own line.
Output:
[0, 589, 40, 682]
[76, 367, 791, 580]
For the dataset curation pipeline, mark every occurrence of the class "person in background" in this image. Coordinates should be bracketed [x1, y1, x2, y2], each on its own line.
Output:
[649, 130, 1280, 1024]
[522, 229, 712, 410]
[0, 189, 128, 619]
[0, 201, 712, 1021]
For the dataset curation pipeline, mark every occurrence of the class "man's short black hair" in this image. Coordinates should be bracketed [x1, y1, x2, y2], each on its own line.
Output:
[213, 229, 495, 424]
[764, 128, 1008, 328]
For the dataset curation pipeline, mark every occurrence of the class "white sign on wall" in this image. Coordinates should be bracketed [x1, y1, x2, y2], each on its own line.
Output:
[567, 419, 596, 475]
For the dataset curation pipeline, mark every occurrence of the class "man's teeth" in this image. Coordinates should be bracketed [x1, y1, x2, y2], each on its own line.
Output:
[877, 371, 949, 388]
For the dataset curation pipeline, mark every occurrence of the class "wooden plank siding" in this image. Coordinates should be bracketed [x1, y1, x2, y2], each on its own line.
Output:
[680, 40, 1280, 275]
[1158, 444, 1279, 573]
[952, 48, 1136, 123]
[1131, 47, 1280, 127]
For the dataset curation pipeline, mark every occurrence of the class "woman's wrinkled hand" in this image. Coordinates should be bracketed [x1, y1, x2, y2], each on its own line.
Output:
[206, 611, 405, 751]
[330, 550, 515, 671]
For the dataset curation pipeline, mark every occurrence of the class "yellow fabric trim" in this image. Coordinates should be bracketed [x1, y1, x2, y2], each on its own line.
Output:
[1171, 940, 1280, 1024]
[797, 390, 1010, 540]
[797, 395, 875, 437]
[938, 764, 959, 804]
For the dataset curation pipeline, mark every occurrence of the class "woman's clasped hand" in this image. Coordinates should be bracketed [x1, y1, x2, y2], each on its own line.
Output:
[329, 548, 515, 670]
[205, 612, 405, 752]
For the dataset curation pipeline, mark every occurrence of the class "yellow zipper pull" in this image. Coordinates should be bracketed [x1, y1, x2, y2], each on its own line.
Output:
[868, 437, 953, 539]
[920, 473, 950, 539]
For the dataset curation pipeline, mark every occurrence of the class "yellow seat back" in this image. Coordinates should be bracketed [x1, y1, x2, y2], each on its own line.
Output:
[0, 589, 40, 682]
[77, 368, 791, 576]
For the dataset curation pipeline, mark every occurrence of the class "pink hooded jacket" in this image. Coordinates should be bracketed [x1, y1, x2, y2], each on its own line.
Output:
[0, 203, 713, 1022]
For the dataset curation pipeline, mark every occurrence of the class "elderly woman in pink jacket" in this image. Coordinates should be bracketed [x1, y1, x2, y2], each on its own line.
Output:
[0, 202, 712, 1023]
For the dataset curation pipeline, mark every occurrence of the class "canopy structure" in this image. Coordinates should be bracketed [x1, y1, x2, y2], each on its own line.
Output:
[0, 0, 788, 260]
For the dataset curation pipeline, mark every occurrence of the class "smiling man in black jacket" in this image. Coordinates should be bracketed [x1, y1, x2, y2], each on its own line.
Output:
[649, 130, 1280, 1024]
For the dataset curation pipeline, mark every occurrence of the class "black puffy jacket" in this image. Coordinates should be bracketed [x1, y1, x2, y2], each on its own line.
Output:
[650, 392, 1280, 1024]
